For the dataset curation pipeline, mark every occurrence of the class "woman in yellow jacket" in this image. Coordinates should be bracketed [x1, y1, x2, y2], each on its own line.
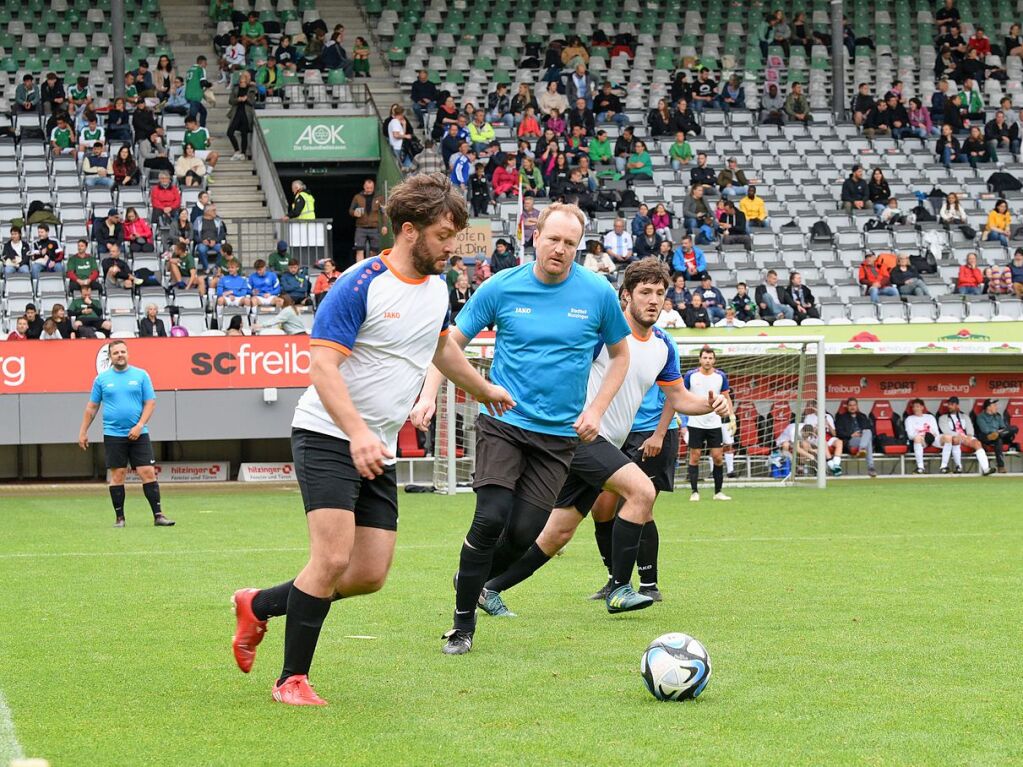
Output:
[985, 199, 1012, 245]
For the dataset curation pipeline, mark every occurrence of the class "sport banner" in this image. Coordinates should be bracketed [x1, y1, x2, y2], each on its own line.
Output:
[108, 462, 230, 483]
[1, 336, 311, 394]
[238, 462, 297, 482]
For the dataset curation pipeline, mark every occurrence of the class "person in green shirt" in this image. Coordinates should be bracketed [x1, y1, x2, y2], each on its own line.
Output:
[68, 285, 112, 336]
[353, 36, 371, 77]
[78, 112, 105, 154]
[240, 11, 267, 49]
[66, 239, 101, 291]
[626, 140, 653, 179]
[183, 114, 220, 170]
[69, 77, 90, 113]
[184, 55, 209, 127]
[168, 242, 205, 292]
[588, 129, 613, 165]
[124, 72, 138, 101]
[255, 56, 283, 97]
[445, 255, 467, 289]
[49, 115, 75, 156]
[267, 241, 292, 274]
[518, 156, 546, 196]
[669, 130, 694, 170]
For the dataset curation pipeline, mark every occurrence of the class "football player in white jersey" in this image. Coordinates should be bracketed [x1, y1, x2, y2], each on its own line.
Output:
[803, 406, 844, 475]
[477, 258, 729, 616]
[683, 348, 733, 501]
[905, 398, 956, 474]
[229, 174, 514, 706]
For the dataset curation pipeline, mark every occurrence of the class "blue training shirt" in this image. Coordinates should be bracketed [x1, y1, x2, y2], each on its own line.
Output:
[456, 262, 631, 437]
[89, 366, 156, 437]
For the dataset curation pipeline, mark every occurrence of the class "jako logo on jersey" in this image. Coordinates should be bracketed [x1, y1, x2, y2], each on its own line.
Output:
[514, 307, 532, 314]
[567, 308, 589, 319]
[384, 311, 401, 319]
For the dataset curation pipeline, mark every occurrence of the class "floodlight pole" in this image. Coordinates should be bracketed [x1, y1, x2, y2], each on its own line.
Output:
[831, 0, 845, 121]
[112, 0, 126, 99]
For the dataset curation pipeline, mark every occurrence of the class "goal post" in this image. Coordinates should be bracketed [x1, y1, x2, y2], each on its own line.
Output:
[431, 336, 827, 494]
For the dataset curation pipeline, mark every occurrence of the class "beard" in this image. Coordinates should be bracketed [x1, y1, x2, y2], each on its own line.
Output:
[628, 301, 658, 330]
[411, 235, 446, 276]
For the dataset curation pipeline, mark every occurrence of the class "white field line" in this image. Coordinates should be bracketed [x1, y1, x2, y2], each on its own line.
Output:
[0, 531, 1018, 562]
[0, 690, 25, 764]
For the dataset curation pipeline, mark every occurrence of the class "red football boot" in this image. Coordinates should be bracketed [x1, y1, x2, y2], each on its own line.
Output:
[272, 675, 328, 706]
[232, 588, 267, 673]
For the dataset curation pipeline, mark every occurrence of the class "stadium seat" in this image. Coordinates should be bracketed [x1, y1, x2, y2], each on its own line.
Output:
[734, 401, 771, 456]
[869, 400, 908, 455]
[396, 419, 426, 458]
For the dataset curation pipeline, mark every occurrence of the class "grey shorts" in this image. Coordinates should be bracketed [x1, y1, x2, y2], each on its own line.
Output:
[353, 227, 381, 254]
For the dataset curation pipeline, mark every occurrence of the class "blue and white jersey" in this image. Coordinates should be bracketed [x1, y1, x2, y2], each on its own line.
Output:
[682, 367, 729, 429]
[456, 262, 630, 437]
[590, 326, 681, 448]
[293, 253, 450, 459]
[89, 366, 155, 437]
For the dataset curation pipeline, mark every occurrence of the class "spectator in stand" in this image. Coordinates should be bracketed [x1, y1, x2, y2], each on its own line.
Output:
[905, 398, 956, 474]
[868, 168, 891, 217]
[538, 80, 569, 119]
[6, 316, 29, 341]
[164, 77, 189, 116]
[626, 140, 653, 180]
[694, 276, 726, 322]
[985, 199, 1012, 245]
[731, 282, 757, 321]
[13, 74, 40, 114]
[469, 163, 492, 216]
[509, 83, 538, 126]
[311, 259, 338, 307]
[984, 111, 1013, 161]
[714, 306, 746, 328]
[567, 98, 595, 137]
[545, 108, 567, 138]
[413, 140, 445, 175]
[960, 78, 985, 121]
[718, 75, 746, 112]
[22, 304, 42, 339]
[967, 26, 991, 58]
[105, 98, 132, 142]
[489, 239, 517, 273]
[248, 259, 284, 309]
[3, 227, 29, 275]
[49, 304, 73, 338]
[690, 68, 717, 113]
[190, 190, 210, 223]
[69, 285, 111, 337]
[280, 259, 311, 306]
[670, 71, 691, 105]
[938, 396, 995, 475]
[651, 204, 672, 240]
[93, 209, 124, 252]
[756, 269, 795, 321]
[468, 111, 496, 153]
[956, 252, 985, 295]
[410, 70, 437, 129]
[349, 178, 387, 261]
[440, 124, 463, 166]
[635, 223, 661, 259]
[668, 131, 694, 171]
[492, 155, 519, 201]
[167, 242, 204, 293]
[683, 185, 712, 241]
[444, 256, 467, 289]
[935, 0, 960, 34]
[583, 240, 615, 280]
[169, 209, 196, 259]
[977, 398, 1018, 472]
[445, 272, 474, 320]
[29, 224, 63, 277]
[718, 157, 750, 199]
[66, 239, 101, 292]
[139, 304, 168, 337]
[39, 318, 62, 340]
[863, 99, 892, 139]
[593, 82, 626, 127]
[939, 191, 968, 231]
[111, 145, 141, 187]
[102, 243, 138, 290]
[564, 63, 596, 109]
[859, 251, 899, 302]
[671, 98, 702, 137]
[961, 125, 990, 167]
[183, 114, 220, 171]
[1004, 23, 1023, 60]
[936, 122, 964, 168]
[834, 398, 877, 477]
[647, 99, 674, 136]
[77, 113, 105, 154]
[658, 298, 683, 328]
[352, 37, 372, 78]
[907, 98, 937, 142]
[738, 186, 770, 233]
[49, 115, 75, 157]
[718, 200, 751, 249]
[150, 172, 181, 227]
[518, 156, 545, 197]
[123, 208, 155, 253]
[783, 82, 810, 124]
[671, 235, 708, 281]
[841, 165, 869, 212]
[516, 106, 542, 139]
[851, 83, 874, 126]
[193, 204, 227, 271]
[449, 142, 473, 191]
[140, 132, 174, 175]
[613, 125, 637, 173]
[688, 152, 715, 191]
[432, 95, 460, 141]
[485, 83, 513, 129]
[761, 83, 785, 125]
[942, 94, 966, 135]
[227, 72, 257, 160]
[216, 259, 251, 310]
[1009, 248, 1023, 297]
[519, 195, 541, 247]
[603, 218, 634, 268]
[885, 94, 910, 141]
[666, 274, 689, 307]
[787, 272, 819, 321]
[630, 205, 652, 238]
[890, 253, 932, 296]
[682, 292, 711, 328]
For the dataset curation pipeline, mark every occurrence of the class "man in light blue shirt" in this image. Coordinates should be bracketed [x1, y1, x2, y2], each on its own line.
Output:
[79, 340, 174, 527]
[413, 202, 632, 655]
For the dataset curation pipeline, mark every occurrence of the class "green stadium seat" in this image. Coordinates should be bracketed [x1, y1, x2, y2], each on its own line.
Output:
[326, 69, 347, 85]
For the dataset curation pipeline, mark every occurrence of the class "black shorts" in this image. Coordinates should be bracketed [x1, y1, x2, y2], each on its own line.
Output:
[554, 436, 633, 516]
[473, 414, 578, 510]
[104, 434, 156, 470]
[291, 428, 399, 531]
[687, 425, 723, 451]
[622, 428, 680, 493]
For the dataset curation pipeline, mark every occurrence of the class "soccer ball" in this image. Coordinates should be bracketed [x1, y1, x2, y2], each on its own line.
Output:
[640, 633, 711, 701]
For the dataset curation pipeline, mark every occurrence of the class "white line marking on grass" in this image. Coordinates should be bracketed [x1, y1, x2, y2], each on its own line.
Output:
[0, 690, 25, 764]
[0, 531, 1018, 562]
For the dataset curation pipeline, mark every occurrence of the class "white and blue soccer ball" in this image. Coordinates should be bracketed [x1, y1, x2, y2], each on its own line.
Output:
[640, 633, 711, 701]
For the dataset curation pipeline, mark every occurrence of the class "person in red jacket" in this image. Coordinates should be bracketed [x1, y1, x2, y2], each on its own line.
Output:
[858, 251, 899, 302]
[967, 27, 992, 57]
[492, 154, 519, 200]
[956, 251, 985, 294]
[122, 207, 155, 253]
[149, 171, 182, 227]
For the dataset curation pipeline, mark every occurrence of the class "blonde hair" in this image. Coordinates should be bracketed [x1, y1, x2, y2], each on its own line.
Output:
[535, 202, 586, 236]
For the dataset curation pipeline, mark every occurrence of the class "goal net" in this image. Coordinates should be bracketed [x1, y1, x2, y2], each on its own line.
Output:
[431, 336, 826, 494]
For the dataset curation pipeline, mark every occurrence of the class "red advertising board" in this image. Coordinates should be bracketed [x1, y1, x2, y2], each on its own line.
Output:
[0, 336, 311, 393]
[826, 373, 1023, 400]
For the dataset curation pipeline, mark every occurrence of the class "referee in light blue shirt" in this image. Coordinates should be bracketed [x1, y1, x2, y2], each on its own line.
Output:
[78, 340, 175, 527]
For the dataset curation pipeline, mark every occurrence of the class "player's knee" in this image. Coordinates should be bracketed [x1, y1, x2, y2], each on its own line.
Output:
[315, 551, 351, 580]
[632, 479, 657, 511]
[466, 486, 514, 549]
[540, 525, 574, 550]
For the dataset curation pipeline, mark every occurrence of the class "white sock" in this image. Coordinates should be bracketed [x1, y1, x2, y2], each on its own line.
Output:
[914, 442, 924, 468]
[831, 454, 842, 468]
[952, 444, 963, 468]
[975, 447, 990, 473]
[940, 441, 952, 468]
[724, 452, 734, 472]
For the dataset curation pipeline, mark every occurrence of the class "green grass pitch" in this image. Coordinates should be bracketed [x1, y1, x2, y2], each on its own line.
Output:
[1, 479, 1021, 766]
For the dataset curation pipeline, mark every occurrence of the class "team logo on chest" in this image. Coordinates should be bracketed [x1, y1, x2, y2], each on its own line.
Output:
[568, 308, 589, 320]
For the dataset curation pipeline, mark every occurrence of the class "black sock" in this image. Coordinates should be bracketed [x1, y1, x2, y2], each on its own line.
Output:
[687, 464, 699, 493]
[637, 520, 659, 588]
[252, 580, 294, 621]
[454, 541, 493, 630]
[453, 487, 514, 631]
[593, 519, 614, 577]
[142, 481, 162, 517]
[486, 532, 523, 582]
[611, 516, 645, 588]
[279, 585, 332, 684]
[109, 484, 125, 520]
[713, 464, 724, 493]
[485, 543, 552, 593]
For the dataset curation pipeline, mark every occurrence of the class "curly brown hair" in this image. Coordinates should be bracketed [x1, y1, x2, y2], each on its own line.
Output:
[621, 257, 670, 294]
[385, 173, 469, 233]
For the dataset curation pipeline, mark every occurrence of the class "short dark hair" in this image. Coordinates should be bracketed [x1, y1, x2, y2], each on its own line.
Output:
[385, 173, 469, 233]
[699, 346, 716, 359]
[737, 281, 747, 288]
[767, 269, 778, 277]
[621, 257, 670, 294]
[846, 397, 859, 406]
[107, 339, 128, 353]
[253, 259, 266, 269]
[288, 258, 299, 266]
[909, 397, 926, 409]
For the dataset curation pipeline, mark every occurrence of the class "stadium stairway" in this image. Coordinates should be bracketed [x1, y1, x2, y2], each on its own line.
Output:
[161, 0, 273, 253]
[318, 0, 406, 121]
